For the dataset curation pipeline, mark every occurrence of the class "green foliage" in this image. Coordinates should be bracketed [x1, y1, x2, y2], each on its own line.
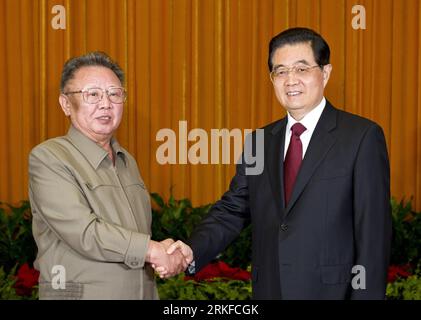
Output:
[1, 195, 420, 300]
[151, 193, 212, 242]
[390, 198, 421, 265]
[0, 265, 20, 300]
[387, 267, 421, 300]
[157, 274, 252, 300]
[151, 192, 252, 269]
[0, 264, 38, 300]
[0, 201, 37, 273]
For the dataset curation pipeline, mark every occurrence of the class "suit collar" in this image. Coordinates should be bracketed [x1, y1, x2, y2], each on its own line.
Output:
[266, 101, 338, 217]
[311, 100, 337, 133]
[66, 125, 127, 169]
[284, 101, 337, 215]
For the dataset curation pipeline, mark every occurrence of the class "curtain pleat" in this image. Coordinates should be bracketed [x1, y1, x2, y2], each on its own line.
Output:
[0, 0, 420, 209]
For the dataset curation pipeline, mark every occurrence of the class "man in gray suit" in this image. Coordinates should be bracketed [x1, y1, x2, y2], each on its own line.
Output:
[29, 52, 190, 299]
[164, 27, 392, 299]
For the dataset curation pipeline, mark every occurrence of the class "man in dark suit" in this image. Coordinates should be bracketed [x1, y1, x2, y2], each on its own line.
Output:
[164, 27, 392, 299]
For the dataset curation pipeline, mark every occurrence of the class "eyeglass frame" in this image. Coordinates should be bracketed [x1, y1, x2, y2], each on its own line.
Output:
[270, 64, 324, 83]
[63, 86, 127, 104]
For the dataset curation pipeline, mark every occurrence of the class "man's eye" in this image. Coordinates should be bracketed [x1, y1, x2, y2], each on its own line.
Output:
[88, 92, 99, 97]
[296, 67, 307, 73]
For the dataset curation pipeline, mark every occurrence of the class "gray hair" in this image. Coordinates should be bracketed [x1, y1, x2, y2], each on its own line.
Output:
[60, 51, 124, 92]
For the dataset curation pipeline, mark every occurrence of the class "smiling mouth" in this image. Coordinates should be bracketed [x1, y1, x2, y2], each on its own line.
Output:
[286, 91, 302, 96]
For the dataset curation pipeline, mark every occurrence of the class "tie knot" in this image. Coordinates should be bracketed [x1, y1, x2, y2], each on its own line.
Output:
[291, 123, 306, 137]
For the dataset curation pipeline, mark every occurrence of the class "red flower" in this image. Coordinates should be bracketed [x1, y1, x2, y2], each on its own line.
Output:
[387, 264, 412, 283]
[13, 263, 40, 296]
[185, 261, 251, 282]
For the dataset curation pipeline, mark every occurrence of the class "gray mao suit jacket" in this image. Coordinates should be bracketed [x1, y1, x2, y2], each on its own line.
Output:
[29, 126, 158, 299]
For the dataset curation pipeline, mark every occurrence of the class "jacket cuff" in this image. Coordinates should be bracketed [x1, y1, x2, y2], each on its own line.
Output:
[124, 232, 150, 269]
[186, 260, 196, 275]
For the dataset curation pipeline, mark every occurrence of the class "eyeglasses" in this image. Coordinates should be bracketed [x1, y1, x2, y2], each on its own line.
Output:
[270, 65, 322, 82]
[64, 87, 127, 104]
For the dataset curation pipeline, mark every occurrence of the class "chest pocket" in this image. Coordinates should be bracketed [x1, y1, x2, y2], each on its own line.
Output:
[315, 168, 349, 181]
[123, 179, 152, 231]
[309, 162, 351, 183]
[82, 174, 151, 232]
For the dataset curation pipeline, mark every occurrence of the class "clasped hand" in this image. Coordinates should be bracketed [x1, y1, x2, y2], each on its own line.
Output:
[146, 239, 193, 278]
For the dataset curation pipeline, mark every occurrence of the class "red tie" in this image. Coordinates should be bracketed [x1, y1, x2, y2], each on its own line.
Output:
[284, 123, 307, 206]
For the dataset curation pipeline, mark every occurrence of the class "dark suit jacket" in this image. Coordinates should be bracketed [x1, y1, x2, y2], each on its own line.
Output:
[187, 101, 391, 299]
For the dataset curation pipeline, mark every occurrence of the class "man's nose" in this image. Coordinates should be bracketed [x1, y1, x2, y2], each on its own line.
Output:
[285, 71, 299, 86]
[98, 93, 112, 109]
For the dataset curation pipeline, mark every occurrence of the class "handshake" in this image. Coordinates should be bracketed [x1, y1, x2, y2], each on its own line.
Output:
[146, 239, 193, 279]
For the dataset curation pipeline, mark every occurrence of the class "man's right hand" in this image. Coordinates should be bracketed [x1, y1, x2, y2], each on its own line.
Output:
[152, 240, 194, 279]
[146, 239, 188, 277]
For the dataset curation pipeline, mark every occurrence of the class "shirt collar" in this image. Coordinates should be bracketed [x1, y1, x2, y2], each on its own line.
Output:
[66, 125, 127, 169]
[286, 97, 326, 134]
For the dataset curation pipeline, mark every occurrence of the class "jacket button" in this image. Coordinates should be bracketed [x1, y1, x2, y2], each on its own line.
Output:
[280, 224, 288, 231]
[131, 261, 139, 267]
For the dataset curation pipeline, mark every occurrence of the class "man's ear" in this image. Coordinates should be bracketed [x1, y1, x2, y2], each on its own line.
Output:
[322, 64, 332, 87]
[59, 94, 71, 117]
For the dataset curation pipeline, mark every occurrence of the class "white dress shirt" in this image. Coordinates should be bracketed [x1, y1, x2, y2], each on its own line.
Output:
[284, 97, 326, 160]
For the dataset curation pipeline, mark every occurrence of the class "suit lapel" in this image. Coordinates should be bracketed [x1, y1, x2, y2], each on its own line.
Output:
[284, 102, 338, 216]
[266, 118, 287, 214]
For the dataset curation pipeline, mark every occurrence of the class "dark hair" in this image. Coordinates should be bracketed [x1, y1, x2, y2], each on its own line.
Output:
[60, 51, 124, 92]
[268, 27, 330, 71]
